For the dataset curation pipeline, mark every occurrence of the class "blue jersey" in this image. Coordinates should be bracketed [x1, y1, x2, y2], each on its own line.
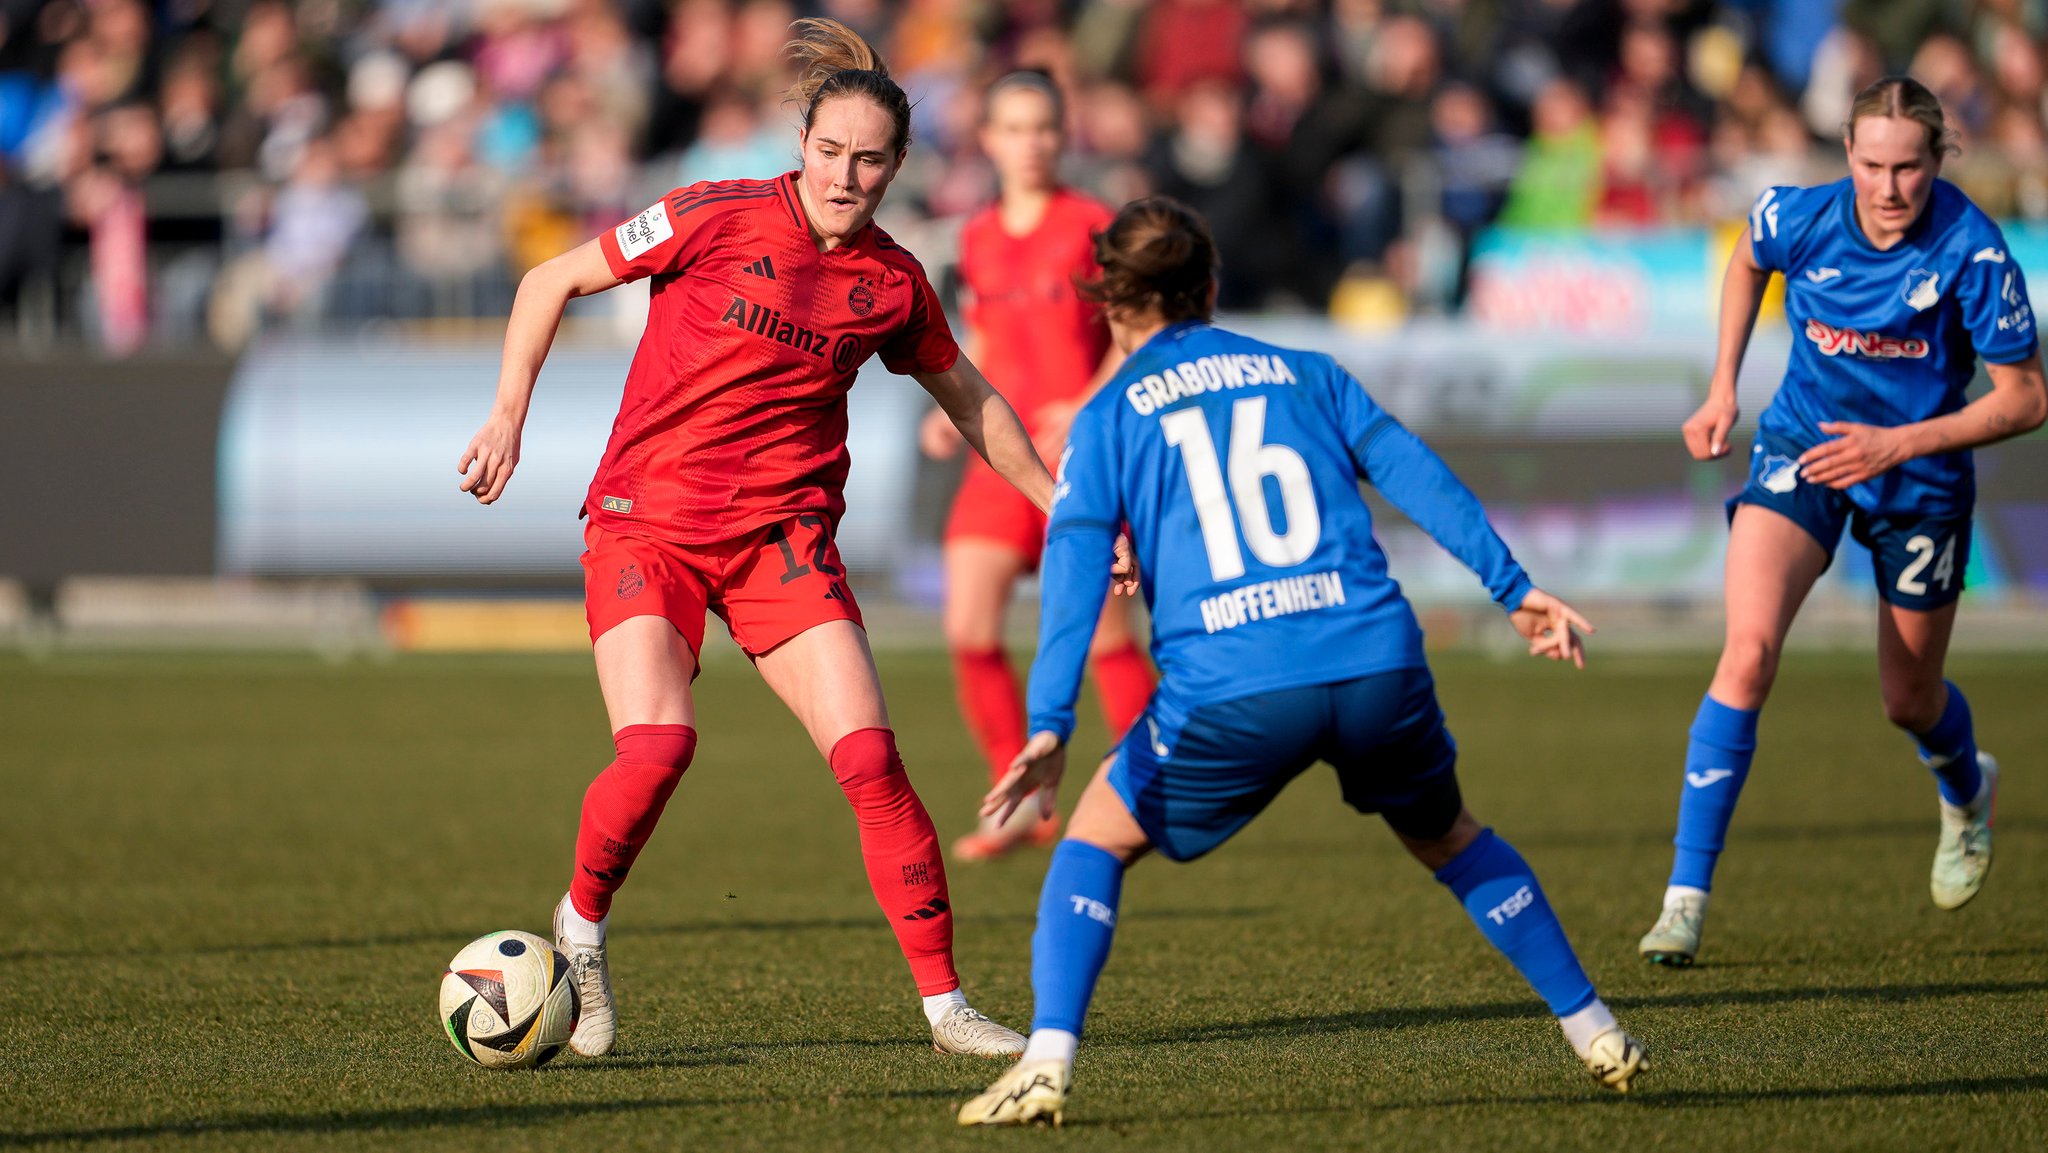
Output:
[1750, 178, 2037, 516]
[1025, 321, 1533, 742]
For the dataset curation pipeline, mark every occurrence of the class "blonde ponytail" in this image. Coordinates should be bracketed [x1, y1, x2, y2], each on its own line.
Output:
[786, 18, 887, 106]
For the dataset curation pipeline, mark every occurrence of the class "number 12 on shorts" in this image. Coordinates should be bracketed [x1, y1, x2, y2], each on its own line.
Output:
[1896, 532, 1956, 597]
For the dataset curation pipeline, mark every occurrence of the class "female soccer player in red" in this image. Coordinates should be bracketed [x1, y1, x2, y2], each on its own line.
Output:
[921, 72, 1154, 862]
[457, 20, 1112, 1061]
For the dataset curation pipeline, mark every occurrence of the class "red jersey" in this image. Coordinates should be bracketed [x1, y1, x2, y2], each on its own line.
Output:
[589, 173, 960, 544]
[958, 189, 1114, 433]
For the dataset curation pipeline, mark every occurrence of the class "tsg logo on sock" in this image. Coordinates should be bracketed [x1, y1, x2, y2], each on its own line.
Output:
[1484, 885, 1535, 926]
[1069, 895, 1116, 926]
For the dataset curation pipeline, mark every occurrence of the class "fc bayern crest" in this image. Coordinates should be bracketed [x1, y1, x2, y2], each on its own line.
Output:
[847, 279, 875, 317]
[616, 564, 645, 600]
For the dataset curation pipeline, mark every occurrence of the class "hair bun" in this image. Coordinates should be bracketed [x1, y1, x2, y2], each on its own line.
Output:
[1078, 197, 1220, 324]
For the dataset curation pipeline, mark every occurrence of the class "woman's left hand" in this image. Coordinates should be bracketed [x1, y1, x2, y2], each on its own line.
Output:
[982, 731, 1068, 825]
[1798, 421, 1909, 489]
[1111, 533, 1140, 596]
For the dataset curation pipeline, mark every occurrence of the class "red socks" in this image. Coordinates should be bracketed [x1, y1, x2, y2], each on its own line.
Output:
[952, 644, 1156, 781]
[569, 724, 698, 922]
[951, 647, 1026, 785]
[830, 727, 960, 995]
[1090, 641, 1155, 737]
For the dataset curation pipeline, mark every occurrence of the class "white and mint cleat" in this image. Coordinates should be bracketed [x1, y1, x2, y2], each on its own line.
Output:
[957, 1059, 1071, 1126]
[1638, 890, 1706, 967]
[931, 1004, 1026, 1058]
[552, 895, 616, 1057]
[1931, 752, 1997, 911]
[1582, 1026, 1651, 1093]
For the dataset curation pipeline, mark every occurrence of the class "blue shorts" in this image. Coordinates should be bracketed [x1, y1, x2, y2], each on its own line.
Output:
[1106, 666, 1463, 863]
[1729, 431, 1971, 610]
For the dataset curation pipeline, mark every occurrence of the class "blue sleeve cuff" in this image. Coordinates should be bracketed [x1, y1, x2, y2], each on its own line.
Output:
[1495, 570, 1534, 614]
[1025, 712, 1076, 744]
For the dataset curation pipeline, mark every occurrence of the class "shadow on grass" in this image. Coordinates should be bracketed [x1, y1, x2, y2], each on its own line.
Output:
[1509, 814, 2047, 852]
[1129, 978, 2048, 1045]
[0, 906, 1272, 964]
[0, 1087, 961, 1148]
[1082, 1072, 2048, 1125]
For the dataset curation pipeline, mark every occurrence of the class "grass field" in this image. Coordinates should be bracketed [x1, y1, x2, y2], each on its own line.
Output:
[2, 648, 2045, 1151]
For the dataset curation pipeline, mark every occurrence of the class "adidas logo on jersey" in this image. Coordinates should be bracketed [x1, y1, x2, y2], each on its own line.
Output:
[741, 255, 777, 279]
[1804, 319, 1928, 360]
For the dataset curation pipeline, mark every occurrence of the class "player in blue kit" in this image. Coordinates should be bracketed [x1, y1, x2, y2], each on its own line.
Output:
[1637, 78, 2047, 966]
[955, 199, 1649, 1127]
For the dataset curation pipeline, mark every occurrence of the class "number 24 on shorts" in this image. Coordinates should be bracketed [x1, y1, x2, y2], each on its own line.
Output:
[1896, 532, 1956, 597]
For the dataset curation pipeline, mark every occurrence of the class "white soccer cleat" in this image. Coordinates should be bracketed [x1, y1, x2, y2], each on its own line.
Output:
[1581, 1025, 1650, 1093]
[552, 895, 616, 1057]
[957, 1059, 1071, 1126]
[930, 1004, 1026, 1058]
[1638, 891, 1706, 967]
[1931, 752, 1997, 911]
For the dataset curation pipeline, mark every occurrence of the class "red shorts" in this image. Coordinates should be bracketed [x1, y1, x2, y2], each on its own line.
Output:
[581, 514, 863, 667]
[943, 457, 1048, 568]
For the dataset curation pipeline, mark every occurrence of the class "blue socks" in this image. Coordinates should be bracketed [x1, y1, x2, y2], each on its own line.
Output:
[1030, 841, 1125, 1036]
[1669, 695, 1759, 892]
[1435, 829, 1595, 1017]
[1914, 681, 1982, 806]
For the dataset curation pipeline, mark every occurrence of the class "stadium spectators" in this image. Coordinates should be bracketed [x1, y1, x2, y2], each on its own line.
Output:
[9, 0, 2048, 349]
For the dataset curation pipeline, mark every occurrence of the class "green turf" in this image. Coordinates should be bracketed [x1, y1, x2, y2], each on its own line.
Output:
[2, 649, 2044, 1151]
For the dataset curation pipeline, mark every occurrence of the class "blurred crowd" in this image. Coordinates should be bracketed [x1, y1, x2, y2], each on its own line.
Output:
[6, 0, 2048, 351]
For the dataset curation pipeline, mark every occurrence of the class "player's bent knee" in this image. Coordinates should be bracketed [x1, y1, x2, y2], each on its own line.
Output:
[943, 618, 1004, 652]
[614, 724, 698, 779]
[1881, 684, 1943, 732]
[1388, 804, 1479, 869]
[1713, 635, 1781, 703]
[828, 726, 905, 794]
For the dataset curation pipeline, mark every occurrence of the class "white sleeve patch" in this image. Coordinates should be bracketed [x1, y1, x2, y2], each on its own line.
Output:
[615, 202, 673, 262]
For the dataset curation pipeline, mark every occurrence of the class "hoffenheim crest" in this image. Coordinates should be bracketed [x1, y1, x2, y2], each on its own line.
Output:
[1757, 453, 1799, 494]
[1901, 269, 1942, 311]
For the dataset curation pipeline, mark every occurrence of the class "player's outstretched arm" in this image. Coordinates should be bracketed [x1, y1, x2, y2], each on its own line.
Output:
[1799, 352, 2048, 489]
[460, 239, 623, 504]
[1509, 587, 1595, 669]
[1685, 226, 1772, 461]
[914, 357, 1053, 510]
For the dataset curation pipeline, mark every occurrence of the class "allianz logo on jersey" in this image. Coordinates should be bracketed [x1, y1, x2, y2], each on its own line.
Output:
[1804, 318, 1929, 360]
[720, 296, 863, 372]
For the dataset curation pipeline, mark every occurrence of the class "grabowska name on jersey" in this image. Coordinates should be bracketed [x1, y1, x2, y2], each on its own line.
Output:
[1124, 353, 1299, 416]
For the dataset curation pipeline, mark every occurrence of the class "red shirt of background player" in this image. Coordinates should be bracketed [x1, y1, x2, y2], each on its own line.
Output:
[956, 188, 1113, 435]
[590, 172, 959, 544]
[943, 189, 1114, 563]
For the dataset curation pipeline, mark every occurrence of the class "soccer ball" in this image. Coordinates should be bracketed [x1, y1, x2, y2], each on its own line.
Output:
[438, 930, 579, 1069]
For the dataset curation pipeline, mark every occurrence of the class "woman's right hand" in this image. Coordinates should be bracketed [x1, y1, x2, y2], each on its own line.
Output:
[919, 406, 962, 460]
[458, 412, 523, 504]
[1682, 392, 1739, 460]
